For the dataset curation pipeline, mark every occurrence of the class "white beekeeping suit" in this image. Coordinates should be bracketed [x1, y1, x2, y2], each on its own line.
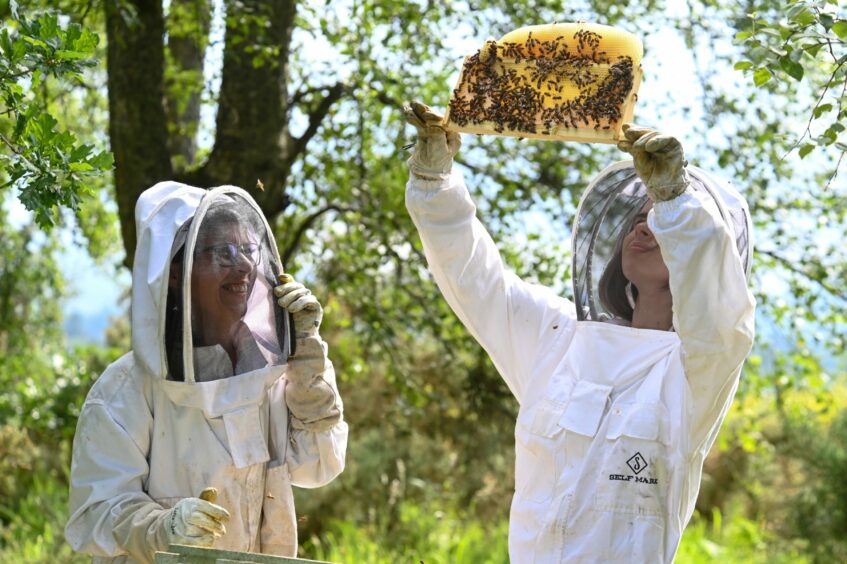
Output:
[65, 183, 347, 563]
[403, 102, 754, 563]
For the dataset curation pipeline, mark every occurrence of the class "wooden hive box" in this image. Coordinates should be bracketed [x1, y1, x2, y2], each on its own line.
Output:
[155, 544, 333, 564]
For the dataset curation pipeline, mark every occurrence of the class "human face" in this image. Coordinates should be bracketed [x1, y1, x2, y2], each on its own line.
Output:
[190, 221, 260, 343]
[621, 201, 669, 291]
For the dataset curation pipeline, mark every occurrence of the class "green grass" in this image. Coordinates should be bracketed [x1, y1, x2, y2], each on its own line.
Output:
[0, 475, 87, 563]
[0, 476, 816, 563]
[676, 509, 808, 564]
[302, 502, 510, 563]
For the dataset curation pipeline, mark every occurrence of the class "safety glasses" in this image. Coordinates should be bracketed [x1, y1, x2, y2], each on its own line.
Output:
[199, 242, 261, 267]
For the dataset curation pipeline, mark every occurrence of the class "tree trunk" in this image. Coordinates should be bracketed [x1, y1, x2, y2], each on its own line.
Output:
[105, 0, 173, 269]
[165, 0, 212, 170]
[107, 0, 344, 267]
[186, 0, 298, 216]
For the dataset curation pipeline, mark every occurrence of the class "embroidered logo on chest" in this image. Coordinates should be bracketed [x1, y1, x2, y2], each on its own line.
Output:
[627, 452, 648, 474]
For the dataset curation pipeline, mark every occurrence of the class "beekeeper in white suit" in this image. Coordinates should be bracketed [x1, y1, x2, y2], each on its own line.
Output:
[403, 101, 754, 563]
[65, 183, 347, 562]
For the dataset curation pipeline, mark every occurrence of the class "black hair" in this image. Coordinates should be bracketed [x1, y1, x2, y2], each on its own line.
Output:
[598, 234, 637, 322]
[598, 204, 647, 322]
[165, 247, 185, 381]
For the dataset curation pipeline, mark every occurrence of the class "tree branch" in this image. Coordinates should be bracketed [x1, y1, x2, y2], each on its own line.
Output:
[289, 83, 339, 107]
[758, 248, 844, 302]
[281, 203, 355, 264]
[285, 82, 346, 165]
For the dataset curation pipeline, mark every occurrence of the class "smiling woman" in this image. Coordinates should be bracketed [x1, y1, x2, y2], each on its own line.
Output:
[65, 182, 348, 562]
[176, 200, 266, 371]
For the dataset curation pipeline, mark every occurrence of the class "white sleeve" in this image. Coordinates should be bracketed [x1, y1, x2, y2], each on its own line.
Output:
[405, 169, 576, 403]
[65, 377, 170, 563]
[650, 188, 755, 452]
[268, 366, 348, 489]
[286, 421, 348, 488]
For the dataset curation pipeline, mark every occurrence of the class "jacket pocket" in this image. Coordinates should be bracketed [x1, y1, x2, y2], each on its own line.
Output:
[593, 402, 670, 560]
[597, 402, 671, 513]
[558, 380, 613, 438]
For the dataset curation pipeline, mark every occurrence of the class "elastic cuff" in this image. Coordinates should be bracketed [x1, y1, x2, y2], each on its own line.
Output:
[652, 186, 697, 212]
[289, 412, 342, 433]
[407, 167, 464, 194]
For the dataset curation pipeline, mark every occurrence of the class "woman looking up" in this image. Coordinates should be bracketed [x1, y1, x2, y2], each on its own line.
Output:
[404, 101, 754, 563]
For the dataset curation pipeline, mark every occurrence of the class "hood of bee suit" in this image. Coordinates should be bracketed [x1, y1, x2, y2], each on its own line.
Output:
[132, 182, 293, 468]
[571, 160, 753, 322]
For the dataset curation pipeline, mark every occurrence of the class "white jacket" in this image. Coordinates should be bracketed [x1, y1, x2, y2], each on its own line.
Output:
[65, 182, 348, 563]
[406, 169, 754, 563]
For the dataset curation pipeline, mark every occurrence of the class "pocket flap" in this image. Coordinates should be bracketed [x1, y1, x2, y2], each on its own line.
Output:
[522, 399, 567, 438]
[605, 402, 670, 444]
[558, 380, 613, 438]
[223, 404, 271, 468]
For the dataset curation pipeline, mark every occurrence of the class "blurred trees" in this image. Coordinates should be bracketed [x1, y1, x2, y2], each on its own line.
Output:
[0, 0, 845, 560]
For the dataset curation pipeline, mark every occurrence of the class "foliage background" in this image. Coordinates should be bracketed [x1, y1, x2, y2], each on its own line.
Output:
[0, 0, 845, 562]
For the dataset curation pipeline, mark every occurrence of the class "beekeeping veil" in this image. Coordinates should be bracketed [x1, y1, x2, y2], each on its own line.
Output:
[167, 187, 291, 382]
[132, 182, 292, 468]
[572, 161, 752, 322]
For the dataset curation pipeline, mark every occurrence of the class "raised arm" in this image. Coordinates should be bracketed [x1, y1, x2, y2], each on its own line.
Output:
[403, 102, 576, 403]
[620, 125, 755, 452]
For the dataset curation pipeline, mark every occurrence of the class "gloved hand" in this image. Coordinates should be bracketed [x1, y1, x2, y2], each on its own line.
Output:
[274, 276, 322, 339]
[273, 276, 341, 432]
[617, 124, 690, 202]
[163, 495, 230, 547]
[403, 100, 461, 180]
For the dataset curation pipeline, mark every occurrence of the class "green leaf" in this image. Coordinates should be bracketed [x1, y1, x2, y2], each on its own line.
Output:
[54, 50, 90, 61]
[21, 36, 48, 49]
[804, 43, 823, 57]
[790, 9, 816, 27]
[798, 144, 815, 158]
[833, 21, 847, 40]
[69, 143, 93, 162]
[786, 3, 806, 19]
[87, 151, 114, 170]
[72, 29, 99, 52]
[753, 67, 772, 86]
[820, 128, 838, 145]
[779, 56, 804, 81]
[813, 103, 833, 118]
[734, 61, 754, 71]
[819, 14, 833, 30]
[0, 29, 12, 55]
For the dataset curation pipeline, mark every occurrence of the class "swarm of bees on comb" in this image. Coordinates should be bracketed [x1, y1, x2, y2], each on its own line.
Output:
[444, 23, 643, 144]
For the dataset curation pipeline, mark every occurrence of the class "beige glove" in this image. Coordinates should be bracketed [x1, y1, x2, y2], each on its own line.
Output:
[163, 495, 230, 547]
[274, 278, 341, 432]
[274, 277, 322, 339]
[617, 124, 690, 202]
[403, 100, 461, 180]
